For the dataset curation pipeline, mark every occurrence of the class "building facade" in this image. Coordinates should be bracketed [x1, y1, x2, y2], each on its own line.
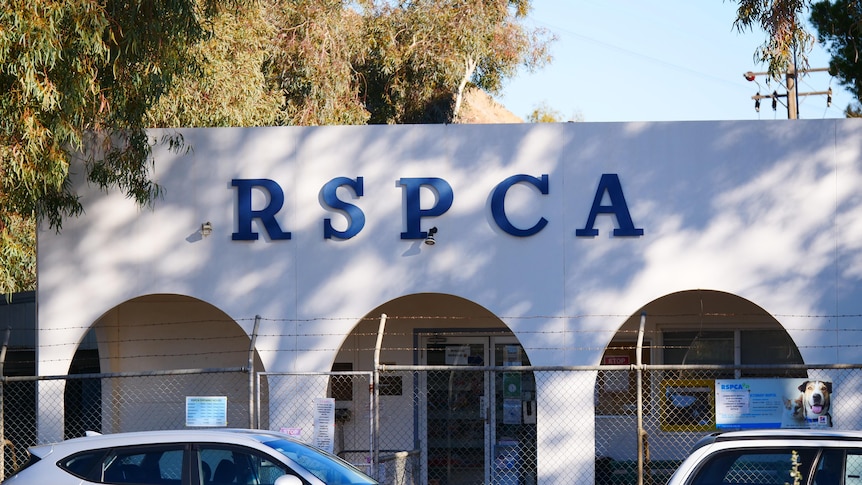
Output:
[37, 120, 862, 483]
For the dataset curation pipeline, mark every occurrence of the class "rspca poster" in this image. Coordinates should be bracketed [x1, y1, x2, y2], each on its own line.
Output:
[715, 379, 832, 429]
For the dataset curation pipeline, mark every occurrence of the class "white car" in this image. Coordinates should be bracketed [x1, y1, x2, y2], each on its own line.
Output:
[667, 429, 862, 485]
[2, 428, 378, 485]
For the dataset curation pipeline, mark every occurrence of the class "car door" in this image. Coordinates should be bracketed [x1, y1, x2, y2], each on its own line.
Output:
[194, 443, 299, 485]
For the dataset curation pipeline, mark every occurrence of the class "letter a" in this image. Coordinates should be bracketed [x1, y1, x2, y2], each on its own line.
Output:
[576, 174, 644, 237]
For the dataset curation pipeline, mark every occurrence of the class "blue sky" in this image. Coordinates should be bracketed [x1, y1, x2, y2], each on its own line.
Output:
[497, 0, 853, 122]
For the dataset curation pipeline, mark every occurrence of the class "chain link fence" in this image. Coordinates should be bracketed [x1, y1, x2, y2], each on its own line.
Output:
[0, 368, 249, 479]
[594, 365, 856, 485]
[2, 365, 860, 484]
[255, 372, 374, 472]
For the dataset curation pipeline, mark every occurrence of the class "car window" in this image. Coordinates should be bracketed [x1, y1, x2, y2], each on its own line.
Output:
[261, 438, 377, 485]
[846, 453, 862, 485]
[61, 449, 107, 479]
[197, 444, 294, 485]
[814, 449, 844, 485]
[102, 445, 185, 485]
[814, 449, 862, 485]
[690, 449, 818, 485]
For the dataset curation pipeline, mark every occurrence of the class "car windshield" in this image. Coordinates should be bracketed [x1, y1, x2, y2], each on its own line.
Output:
[261, 438, 377, 485]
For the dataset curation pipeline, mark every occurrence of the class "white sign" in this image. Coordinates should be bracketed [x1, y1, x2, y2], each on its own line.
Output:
[445, 345, 470, 365]
[715, 378, 833, 429]
[186, 396, 228, 427]
[313, 398, 335, 453]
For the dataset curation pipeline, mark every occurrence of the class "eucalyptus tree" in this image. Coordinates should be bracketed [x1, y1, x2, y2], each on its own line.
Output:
[731, 0, 862, 115]
[732, 0, 816, 75]
[1, 0, 224, 294]
[360, 0, 553, 123]
[1, 0, 552, 294]
[810, 0, 862, 116]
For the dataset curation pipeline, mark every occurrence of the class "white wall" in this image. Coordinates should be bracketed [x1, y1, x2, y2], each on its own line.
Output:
[38, 120, 862, 374]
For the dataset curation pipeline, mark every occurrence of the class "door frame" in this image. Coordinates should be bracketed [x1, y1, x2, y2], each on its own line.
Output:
[416, 333, 522, 485]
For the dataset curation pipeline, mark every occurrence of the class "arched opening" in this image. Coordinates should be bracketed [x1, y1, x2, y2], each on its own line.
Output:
[64, 294, 266, 438]
[594, 290, 804, 482]
[334, 293, 537, 485]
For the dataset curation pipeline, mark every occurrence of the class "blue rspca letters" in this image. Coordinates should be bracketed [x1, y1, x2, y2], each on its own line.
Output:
[231, 173, 643, 241]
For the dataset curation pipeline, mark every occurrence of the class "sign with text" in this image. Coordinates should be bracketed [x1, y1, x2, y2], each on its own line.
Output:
[186, 396, 228, 427]
[715, 378, 833, 429]
[313, 398, 335, 453]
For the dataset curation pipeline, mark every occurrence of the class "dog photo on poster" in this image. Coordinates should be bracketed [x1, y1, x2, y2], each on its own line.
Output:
[715, 378, 833, 429]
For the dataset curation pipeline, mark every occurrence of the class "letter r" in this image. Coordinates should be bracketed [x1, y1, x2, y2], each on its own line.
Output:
[232, 179, 291, 241]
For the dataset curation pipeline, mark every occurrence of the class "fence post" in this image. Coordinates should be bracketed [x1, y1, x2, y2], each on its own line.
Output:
[248, 315, 261, 429]
[0, 328, 9, 480]
[372, 314, 387, 481]
[636, 313, 647, 485]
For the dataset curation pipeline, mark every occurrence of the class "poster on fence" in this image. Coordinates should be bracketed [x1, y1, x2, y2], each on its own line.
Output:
[313, 398, 335, 453]
[715, 378, 833, 429]
[660, 380, 715, 432]
[185, 396, 228, 427]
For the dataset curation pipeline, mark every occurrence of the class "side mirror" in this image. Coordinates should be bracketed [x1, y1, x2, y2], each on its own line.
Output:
[274, 474, 304, 485]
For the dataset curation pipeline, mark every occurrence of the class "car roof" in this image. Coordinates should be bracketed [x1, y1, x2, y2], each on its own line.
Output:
[691, 429, 862, 452]
[28, 428, 293, 458]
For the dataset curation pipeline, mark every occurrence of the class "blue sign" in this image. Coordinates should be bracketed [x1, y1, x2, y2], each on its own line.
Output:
[231, 173, 644, 241]
[715, 378, 834, 429]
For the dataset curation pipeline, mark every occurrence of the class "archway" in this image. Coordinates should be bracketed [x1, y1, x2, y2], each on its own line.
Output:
[594, 290, 804, 482]
[334, 293, 537, 485]
[64, 294, 266, 437]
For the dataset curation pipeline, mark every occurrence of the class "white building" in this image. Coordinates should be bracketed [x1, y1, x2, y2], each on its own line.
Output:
[37, 120, 862, 484]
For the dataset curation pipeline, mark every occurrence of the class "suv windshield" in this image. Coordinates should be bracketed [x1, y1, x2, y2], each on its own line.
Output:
[261, 439, 377, 485]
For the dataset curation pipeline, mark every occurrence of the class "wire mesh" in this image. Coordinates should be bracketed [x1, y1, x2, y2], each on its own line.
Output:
[1, 366, 860, 484]
[1, 369, 248, 478]
[257, 372, 374, 473]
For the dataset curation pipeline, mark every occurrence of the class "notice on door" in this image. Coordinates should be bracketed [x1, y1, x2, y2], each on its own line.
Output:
[446, 345, 470, 365]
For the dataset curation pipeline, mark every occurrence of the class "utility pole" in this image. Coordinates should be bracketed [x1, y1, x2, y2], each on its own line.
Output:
[744, 67, 832, 119]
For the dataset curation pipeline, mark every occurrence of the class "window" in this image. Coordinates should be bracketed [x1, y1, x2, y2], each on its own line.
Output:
[197, 444, 291, 485]
[663, 330, 804, 378]
[845, 452, 862, 485]
[741, 330, 805, 377]
[331, 363, 353, 401]
[598, 328, 804, 416]
[690, 448, 818, 485]
[102, 445, 185, 484]
[379, 374, 403, 396]
[61, 450, 107, 479]
[664, 331, 734, 365]
[61, 444, 186, 484]
[596, 341, 650, 415]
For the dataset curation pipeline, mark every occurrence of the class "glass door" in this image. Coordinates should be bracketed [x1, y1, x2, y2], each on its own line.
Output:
[421, 337, 489, 485]
[491, 338, 536, 485]
[419, 335, 536, 485]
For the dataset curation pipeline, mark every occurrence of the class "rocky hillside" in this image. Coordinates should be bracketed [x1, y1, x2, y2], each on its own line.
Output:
[456, 87, 523, 124]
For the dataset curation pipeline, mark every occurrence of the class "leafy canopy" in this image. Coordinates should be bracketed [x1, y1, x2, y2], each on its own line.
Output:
[810, 0, 862, 116]
[1, 0, 553, 295]
[1, 0, 221, 295]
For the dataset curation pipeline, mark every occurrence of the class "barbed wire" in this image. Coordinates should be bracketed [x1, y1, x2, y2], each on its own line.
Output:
[5, 310, 861, 369]
[32, 310, 862, 332]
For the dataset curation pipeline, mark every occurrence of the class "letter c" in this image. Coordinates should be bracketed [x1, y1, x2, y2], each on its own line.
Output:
[491, 174, 549, 237]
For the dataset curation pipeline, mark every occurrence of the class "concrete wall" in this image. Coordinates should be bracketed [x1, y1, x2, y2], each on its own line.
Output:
[39, 121, 862, 374]
[35, 121, 862, 480]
